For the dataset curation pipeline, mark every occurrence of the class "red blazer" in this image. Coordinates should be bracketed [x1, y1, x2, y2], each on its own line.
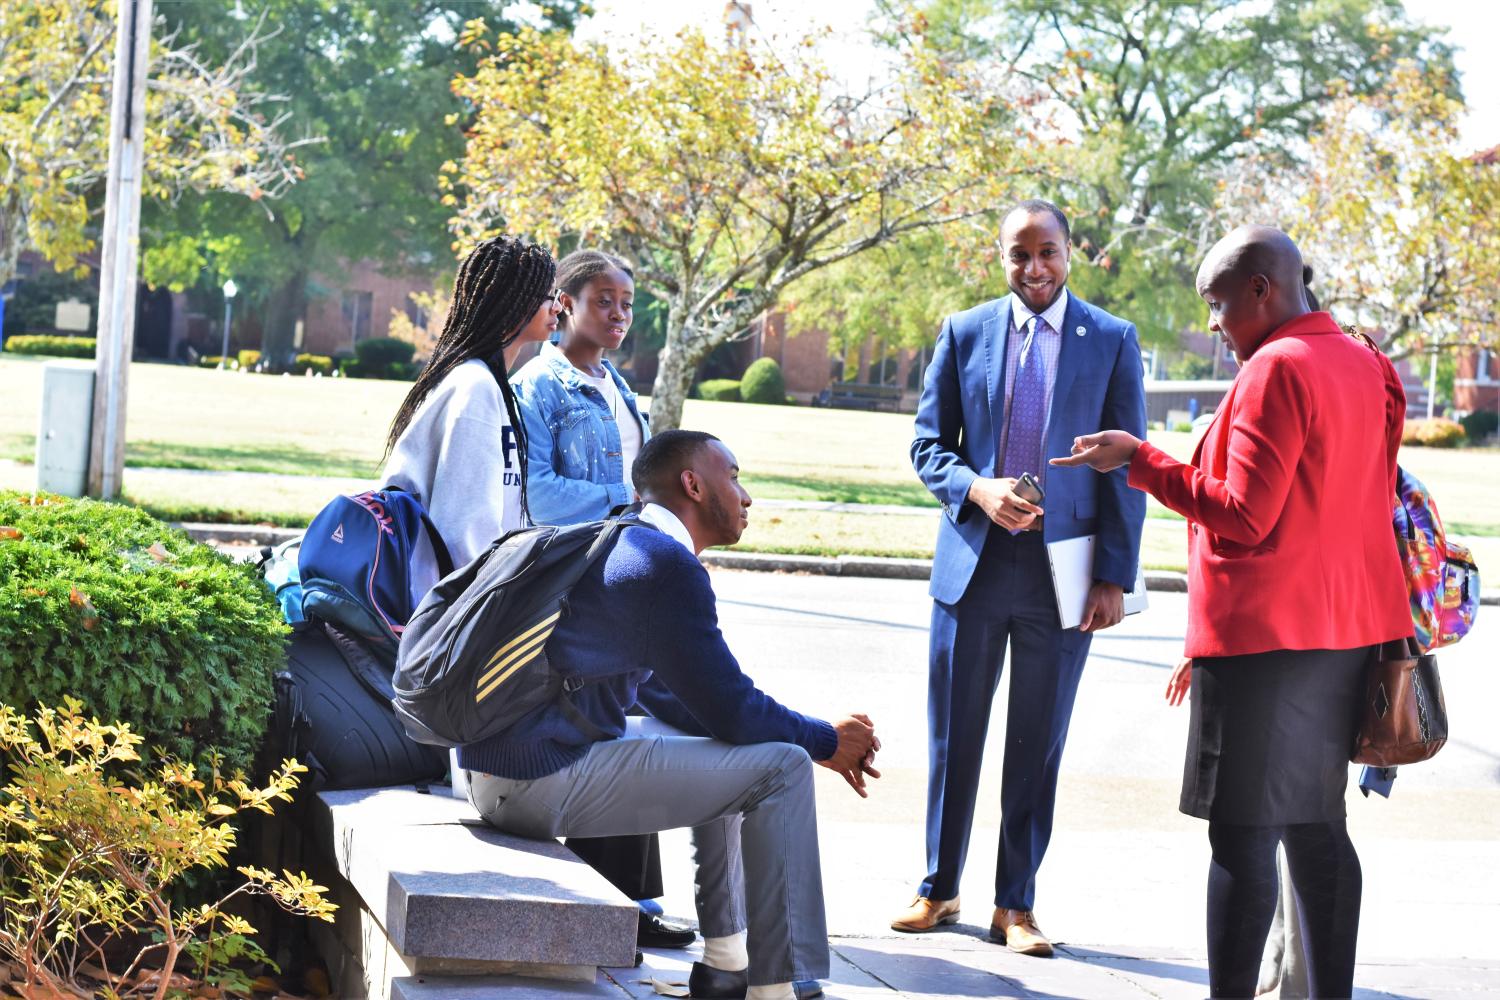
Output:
[1128, 312, 1411, 658]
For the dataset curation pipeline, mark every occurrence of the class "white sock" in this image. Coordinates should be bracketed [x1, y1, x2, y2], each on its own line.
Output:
[746, 985, 794, 1000]
[700, 931, 748, 972]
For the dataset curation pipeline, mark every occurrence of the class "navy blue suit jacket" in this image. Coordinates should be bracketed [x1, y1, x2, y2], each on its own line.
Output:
[912, 294, 1147, 605]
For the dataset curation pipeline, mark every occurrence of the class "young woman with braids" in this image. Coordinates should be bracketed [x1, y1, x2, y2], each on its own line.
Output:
[380, 235, 559, 575]
[512, 249, 650, 525]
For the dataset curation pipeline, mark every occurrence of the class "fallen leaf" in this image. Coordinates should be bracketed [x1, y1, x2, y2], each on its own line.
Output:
[0, 526, 21, 541]
[249, 975, 279, 994]
[147, 542, 176, 563]
[650, 979, 690, 997]
[77, 964, 111, 983]
[69, 588, 99, 631]
[133, 971, 194, 991]
[299, 965, 329, 997]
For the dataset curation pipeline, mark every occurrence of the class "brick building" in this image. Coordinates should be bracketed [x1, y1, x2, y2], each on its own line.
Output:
[1456, 348, 1499, 416]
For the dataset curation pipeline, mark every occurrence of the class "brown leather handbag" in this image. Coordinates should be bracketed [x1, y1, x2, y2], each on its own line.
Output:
[1351, 636, 1448, 766]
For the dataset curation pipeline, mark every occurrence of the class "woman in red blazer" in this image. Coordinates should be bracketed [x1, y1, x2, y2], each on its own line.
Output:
[1055, 227, 1411, 1000]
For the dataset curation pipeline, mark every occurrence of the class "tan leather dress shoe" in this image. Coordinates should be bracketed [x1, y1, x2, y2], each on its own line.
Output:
[890, 895, 961, 933]
[989, 908, 1054, 956]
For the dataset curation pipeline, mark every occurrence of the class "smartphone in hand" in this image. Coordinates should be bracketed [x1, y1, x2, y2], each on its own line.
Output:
[1014, 472, 1045, 507]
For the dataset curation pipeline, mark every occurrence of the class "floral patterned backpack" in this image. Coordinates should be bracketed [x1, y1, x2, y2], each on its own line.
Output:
[1394, 466, 1480, 652]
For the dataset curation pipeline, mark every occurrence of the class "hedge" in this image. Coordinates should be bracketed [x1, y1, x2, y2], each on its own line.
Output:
[0, 491, 286, 772]
[696, 379, 742, 402]
[1460, 409, 1499, 443]
[740, 357, 787, 405]
[2, 335, 96, 358]
[1402, 418, 1466, 448]
[296, 352, 335, 375]
[237, 349, 262, 370]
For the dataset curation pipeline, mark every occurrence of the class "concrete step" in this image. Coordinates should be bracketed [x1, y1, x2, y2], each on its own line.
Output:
[312, 787, 637, 998]
[390, 973, 625, 1000]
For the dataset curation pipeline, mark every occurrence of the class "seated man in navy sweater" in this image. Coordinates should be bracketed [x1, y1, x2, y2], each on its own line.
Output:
[461, 429, 879, 1000]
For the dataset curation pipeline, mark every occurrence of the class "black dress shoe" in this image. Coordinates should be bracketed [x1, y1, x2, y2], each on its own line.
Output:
[794, 981, 823, 1000]
[687, 961, 747, 999]
[637, 910, 696, 949]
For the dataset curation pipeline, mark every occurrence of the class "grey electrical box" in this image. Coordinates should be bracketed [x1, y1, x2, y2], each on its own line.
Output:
[36, 361, 96, 497]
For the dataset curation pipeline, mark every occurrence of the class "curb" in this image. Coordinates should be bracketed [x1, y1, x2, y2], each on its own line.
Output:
[178, 522, 1499, 605]
[175, 522, 302, 548]
[702, 549, 1192, 591]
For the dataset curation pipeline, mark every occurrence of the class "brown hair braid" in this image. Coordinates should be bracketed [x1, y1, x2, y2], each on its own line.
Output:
[384, 235, 556, 524]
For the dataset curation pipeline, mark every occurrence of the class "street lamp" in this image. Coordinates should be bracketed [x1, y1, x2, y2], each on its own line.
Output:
[217, 279, 238, 369]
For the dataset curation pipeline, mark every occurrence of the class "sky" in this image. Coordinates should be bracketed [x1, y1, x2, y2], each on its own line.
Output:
[570, 0, 1500, 153]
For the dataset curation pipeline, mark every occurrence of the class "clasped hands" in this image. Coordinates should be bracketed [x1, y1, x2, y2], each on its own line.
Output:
[819, 714, 881, 798]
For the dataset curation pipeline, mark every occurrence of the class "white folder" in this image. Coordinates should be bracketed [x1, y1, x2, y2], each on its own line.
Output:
[1045, 534, 1149, 630]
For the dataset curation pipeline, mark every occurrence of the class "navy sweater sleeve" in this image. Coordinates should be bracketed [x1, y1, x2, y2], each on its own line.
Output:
[642, 545, 839, 761]
[635, 675, 712, 736]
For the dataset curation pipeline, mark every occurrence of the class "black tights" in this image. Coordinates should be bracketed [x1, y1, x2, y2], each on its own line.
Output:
[1206, 820, 1362, 999]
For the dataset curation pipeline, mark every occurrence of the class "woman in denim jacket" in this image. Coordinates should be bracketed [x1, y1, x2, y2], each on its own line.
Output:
[509, 249, 690, 952]
[512, 249, 651, 525]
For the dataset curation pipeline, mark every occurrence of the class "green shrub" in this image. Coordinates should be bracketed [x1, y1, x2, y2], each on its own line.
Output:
[0, 491, 286, 773]
[1402, 418, 1466, 448]
[295, 352, 335, 375]
[2, 334, 96, 358]
[356, 336, 416, 369]
[740, 357, 787, 404]
[237, 349, 262, 370]
[1460, 409, 1499, 443]
[1167, 354, 1215, 380]
[697, 378, 742, 402]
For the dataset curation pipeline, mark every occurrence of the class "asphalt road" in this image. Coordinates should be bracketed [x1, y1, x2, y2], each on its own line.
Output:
[643, 568, 1500, 964]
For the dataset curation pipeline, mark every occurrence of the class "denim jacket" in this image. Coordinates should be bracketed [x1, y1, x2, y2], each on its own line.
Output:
[511, 342, 650, 525]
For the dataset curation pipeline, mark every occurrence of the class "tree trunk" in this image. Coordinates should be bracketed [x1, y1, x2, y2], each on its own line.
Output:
[649, 337, 698, 431]
[259, 264, 308, 372]
[856, 336, 873, 383]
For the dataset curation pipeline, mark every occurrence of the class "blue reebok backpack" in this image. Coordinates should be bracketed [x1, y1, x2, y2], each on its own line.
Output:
[298, 487, 454, 661]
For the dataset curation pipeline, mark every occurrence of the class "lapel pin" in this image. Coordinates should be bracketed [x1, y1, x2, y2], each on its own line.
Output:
[1075, 326, 1086, 337]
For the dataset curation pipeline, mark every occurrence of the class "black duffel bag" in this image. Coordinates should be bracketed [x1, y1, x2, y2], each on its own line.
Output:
[272, 620, 448, 791]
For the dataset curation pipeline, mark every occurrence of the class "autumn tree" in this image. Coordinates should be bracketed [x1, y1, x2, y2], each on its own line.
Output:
[446, 20, 1051, 429]
[0, 0, 306, 292]
[782, 226, 991, 379]
[153, 1, 578, 368]
[1221, 62, 1500, 362]
[914, 0, 1453, 346]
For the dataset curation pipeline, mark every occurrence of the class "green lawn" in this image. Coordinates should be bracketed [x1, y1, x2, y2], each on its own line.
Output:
[3, 353, 1497, 569]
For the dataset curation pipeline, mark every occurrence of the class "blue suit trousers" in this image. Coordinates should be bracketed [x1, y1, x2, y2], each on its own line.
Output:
[920, 527, 1093, 909]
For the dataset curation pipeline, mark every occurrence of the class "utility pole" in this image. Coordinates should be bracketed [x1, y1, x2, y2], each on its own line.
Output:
[88, 0, 153, 499]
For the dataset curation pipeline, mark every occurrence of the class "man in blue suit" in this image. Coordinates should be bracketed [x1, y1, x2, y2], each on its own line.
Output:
[892, 200, 1146, 955]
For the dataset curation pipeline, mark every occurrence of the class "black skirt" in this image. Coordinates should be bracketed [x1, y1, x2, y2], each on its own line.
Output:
[1180, 646, 1371, 825]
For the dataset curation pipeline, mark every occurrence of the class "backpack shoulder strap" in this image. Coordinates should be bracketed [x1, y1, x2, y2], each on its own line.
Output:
[419, 510, 456, 578]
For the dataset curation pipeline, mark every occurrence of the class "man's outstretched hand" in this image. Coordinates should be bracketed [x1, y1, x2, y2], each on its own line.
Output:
[1049, 430, 1143, 473]
[819, 713, 882, 798]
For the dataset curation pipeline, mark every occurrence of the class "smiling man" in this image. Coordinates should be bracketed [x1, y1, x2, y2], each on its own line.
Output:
[897, 199, 1146, 955]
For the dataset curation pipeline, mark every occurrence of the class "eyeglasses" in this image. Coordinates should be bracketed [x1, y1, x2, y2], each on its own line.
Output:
[544, 289, 563, 306]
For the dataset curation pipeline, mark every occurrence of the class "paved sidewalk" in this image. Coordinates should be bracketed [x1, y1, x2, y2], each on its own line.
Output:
[616, 934, 1500, 999]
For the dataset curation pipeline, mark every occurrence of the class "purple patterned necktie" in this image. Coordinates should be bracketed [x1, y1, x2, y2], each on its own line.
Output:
[1001, 316, 1047, 485]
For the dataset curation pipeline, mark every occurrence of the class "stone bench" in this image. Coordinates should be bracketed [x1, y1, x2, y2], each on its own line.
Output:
[307, 786, 637, 999]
